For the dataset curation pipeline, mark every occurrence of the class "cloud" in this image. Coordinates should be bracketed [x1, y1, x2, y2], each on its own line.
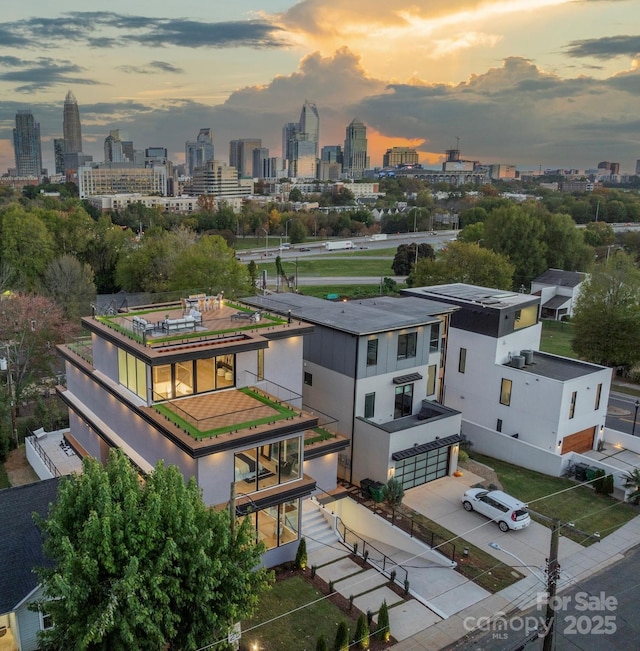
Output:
[0, 58, 99, 92]
[565, 35, 640, 59]
[118, 61, 185, 75]
[0, 12, 288, 51]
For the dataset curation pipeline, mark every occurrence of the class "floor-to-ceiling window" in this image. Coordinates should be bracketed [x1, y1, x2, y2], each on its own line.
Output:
[152, 354, 235, 401]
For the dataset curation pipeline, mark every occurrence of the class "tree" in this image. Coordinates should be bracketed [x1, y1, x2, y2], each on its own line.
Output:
[376, 600, 391, 642]
[316, 633, 328, 651]
[334, 621, 349, 651]
[41, 255, 96, 320]
[35, 449, 271, 651]
[572, 253, 640, 371]
[354, 614, 370, 649]
[295, 537, 308, 570]
[584, 222, 615, 247]
[391, 243, 435, 275]
[408, 242, 514, 290]
[540, 211, 593, 272]
[289, 188, 303, 202]
[623, 468, 640, 504]
[483, 205, 546, 290]
[383, 477, 404, 514]
[0, 293, 75, 403]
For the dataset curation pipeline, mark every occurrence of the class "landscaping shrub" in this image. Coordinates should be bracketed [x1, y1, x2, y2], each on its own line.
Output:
[602, 474, 615, 495]
[376, 600, 391, 642]
[334, 621, 349, 651]
[354, 614, 370, 649]
[458, 449, 469, 464]
[316, 633, 328, 651]
[295, 537, 307, 570]
[593, 469, 606, 493]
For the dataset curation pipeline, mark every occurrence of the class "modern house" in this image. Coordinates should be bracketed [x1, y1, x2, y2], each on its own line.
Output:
[402, 284, 611, 456]
[0, 478, 60, 651]
[243, 294, 463, 490]
[56, 296, 348, 566]
[531, 268, 588, 320]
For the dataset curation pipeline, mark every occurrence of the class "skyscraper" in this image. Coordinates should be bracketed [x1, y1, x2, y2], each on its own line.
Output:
[185, 128, 214, 176]
[53, 138, 66, 175]
[229, 139, 261, 178]
[343, 118, 369, 179]
[13, 110, 42, 177]
[63, 91, 83, 155]
[282, 101, 320, 179]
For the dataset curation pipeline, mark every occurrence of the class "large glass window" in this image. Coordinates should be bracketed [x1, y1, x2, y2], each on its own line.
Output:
[513, 305, 538, 330]
[429, 325, 439, 352]
[175, 361, 194, 397]
[458, 348, 467, 374]
[245, 499, 300, 550]
[427, 365, 437, 396]
[257, 349, 264, 380]
[367, 339, 378, 366]
[397, 333, 417, 360]
[500, 379, 512, 406]
[394, 384, 413, 419]
[118, 348, 147, 399]
[196, 358, 215, 393]
[364, 392, 375, 419]
[569, 391, 577, 419]
[153, 355, 235, 402]
[153, 364, 172, 400]
[234, 436, 301, 494]
[595, 384, 602, 410]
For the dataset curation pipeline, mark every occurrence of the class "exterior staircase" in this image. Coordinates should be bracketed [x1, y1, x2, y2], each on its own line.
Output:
[301, 499, 339, 552]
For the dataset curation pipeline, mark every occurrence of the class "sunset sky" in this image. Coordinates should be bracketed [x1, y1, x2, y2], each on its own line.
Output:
[1, 0, 639, 174]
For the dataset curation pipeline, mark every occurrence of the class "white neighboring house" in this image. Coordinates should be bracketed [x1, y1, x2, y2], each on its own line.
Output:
[531, 269, 588, 321]
[244, 294, 463, 491]
[402, 284, 611, 457]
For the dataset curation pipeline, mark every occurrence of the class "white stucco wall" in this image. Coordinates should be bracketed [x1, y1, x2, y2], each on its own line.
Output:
[304, 453, 339, 494]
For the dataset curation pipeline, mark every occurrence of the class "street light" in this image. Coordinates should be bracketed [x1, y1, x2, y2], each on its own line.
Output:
[488, 542, 546, 585]
[285, 218, 293, 241]
[261, 227, 268, 258]
[632, 399, 640, 436]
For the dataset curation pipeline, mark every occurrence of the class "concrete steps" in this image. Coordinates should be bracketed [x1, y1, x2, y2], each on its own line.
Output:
[301, 501, 338, 552]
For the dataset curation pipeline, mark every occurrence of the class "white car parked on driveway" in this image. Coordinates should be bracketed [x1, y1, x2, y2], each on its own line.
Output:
[462, 488, 531, 532]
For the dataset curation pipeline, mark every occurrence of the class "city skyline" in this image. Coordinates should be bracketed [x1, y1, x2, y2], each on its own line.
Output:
[1, 0, 639, 175]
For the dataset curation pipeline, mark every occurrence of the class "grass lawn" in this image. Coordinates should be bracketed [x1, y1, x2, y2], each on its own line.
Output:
[472, 453, 638, 545]
[300, 284, 398, 300]
[539, 320, 576, 358]
[242, 574, 357, 651]
[329, 246, 398, 257]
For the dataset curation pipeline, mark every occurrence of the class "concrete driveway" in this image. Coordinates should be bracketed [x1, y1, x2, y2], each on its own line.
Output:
[403, 471, 585, 581]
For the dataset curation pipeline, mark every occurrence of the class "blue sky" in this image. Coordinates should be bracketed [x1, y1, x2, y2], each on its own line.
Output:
[1, 0, 639, 173]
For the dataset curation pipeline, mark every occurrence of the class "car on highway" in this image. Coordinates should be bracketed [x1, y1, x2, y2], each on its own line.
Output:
[299, 247, 311, 252]
[461, 488, 531, 531]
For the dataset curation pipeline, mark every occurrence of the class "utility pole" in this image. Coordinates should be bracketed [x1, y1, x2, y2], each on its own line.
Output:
[1, 345, 18, 446]
[542, 519, 561, 651]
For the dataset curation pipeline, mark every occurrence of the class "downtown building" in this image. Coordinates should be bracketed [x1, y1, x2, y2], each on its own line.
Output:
[343, 118, 369, 179]
[185, 128, 214, 176]
[13, 110, 43, 179]
[229, 139, 262, 178]
[282, 101, 320, 180]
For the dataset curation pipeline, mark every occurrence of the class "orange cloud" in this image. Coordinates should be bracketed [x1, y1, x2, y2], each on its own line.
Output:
[366, 129, 444, 167]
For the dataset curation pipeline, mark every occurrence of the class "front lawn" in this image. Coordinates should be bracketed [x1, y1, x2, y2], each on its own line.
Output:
[472, 453, 637, 545]
[539, 320, 576, 358]
[241, 574, 358, 651]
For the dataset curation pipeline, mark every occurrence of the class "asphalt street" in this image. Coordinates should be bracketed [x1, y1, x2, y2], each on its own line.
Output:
[606, 392, 640, 437]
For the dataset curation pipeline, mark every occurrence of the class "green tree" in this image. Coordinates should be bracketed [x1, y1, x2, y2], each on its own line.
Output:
[391, 244, 435, 275]
[295, 537, 308, 570]
[457, 222, 485, 244]
[354, 614, 370, 649]
[334, 621, 350, 651]
[623, 468, 640, 504]
[584, 222, 615, 247]
[35, 449, 271, 651]
[316, 633, 328, 651]
[376, 600, 391, 642]
[483, 205, 546, 289]
[288, 218, 307, 244]
[383, 477, 405, 513]
[289, 188, 303, 202]
[540, 212, 593, 272]
[572, 253, 640, 370]
[408, 242, 514, 289]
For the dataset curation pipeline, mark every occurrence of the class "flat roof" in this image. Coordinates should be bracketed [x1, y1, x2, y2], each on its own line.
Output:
[242, 294, 449, 336]
[404, 283, 537, 310]
[511, 351, 607, 381]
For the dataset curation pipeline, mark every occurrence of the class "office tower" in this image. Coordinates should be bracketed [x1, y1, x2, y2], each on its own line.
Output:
[54, 138, 66, 175]
[597, 161, 620, 175]
[321, 145, 343, 164]
[104, 130, 131, 163]
[252, 147, 270, 178]
[383, 147, 419, 168]
[282, 101, 320, 179]
[185, 128, 214, 176]
[63, 90, 83, 155]
[636, 160, 640, 175]
[13, 110, 43, 177]
[343, 118, 369, 179]
[229, 139, 262, 177]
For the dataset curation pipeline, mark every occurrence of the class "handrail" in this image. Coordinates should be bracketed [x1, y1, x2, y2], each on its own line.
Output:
[26, 435, 61, 478]
[335, 515, 409, 587]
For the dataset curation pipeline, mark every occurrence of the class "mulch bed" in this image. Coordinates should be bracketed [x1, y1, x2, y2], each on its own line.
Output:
[273, 562, 397, 649]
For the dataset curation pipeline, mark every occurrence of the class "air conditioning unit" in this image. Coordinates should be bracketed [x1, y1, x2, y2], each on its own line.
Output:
[511, 355, 525, 369]
[520, 349, 534, 365]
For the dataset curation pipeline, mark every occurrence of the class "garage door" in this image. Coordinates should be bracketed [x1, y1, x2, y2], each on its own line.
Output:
[561, 427, 595, 454]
